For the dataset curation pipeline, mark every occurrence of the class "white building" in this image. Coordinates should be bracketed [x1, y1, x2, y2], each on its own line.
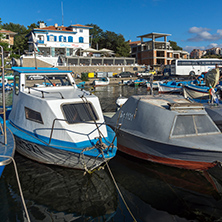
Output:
[27, 23, 92, 57]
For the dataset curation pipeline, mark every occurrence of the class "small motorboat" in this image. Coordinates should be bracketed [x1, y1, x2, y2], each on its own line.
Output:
[6, 67, 117, 171]
[104, 94, 222, 170]
[0, 53, 15, 177]
[183, 67, 220, 99]
[158, 80, 189, 93]
[116, 94, 128, 108]
[93, 77, 110, 86]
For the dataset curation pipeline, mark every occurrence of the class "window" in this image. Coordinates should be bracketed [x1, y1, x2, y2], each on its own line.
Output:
[68, 36, 73, 42]
[54, 36, 57, 42]
[64, 37, 66, 42]
[25, 107, 44, 124]
[49, 35, 54, 41]
[62, 103, 98, 124]
[79, 29, 83, 33]
[59, 35, 63, 42]
[172, 115, 219, 137]
[79, 37, 84, 43]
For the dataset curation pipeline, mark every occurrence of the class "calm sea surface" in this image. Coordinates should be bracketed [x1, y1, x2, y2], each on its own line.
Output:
[1, 86, 222, 222]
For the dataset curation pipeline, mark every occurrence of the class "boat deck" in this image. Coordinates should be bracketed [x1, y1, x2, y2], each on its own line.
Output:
[135, 95, 204, 110]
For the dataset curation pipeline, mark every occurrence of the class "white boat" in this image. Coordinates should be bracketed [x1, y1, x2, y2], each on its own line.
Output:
[116, 95, 128, 108]
[93, 77, 110, 86]
[146, 80, 162, 90]
[7, 67, 117, 171]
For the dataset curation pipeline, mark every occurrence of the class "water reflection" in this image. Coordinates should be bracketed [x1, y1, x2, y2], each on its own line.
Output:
[3, 85, 222, 221]
[89, 85, 150, 112]
[2, 154, 118, 221]
[109, 153, 222, 221]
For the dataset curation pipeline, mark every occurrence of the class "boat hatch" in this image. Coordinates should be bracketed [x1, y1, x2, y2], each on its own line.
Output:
[168, 102, 204, 111]
[62, 102, 99, 124]
[171, 114, 220, 138]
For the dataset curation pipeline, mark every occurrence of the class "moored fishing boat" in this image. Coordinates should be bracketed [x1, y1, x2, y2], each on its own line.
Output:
[104, 94, 222, 170]
[6, 67, 117, 171]
[158, 80, 189, 93]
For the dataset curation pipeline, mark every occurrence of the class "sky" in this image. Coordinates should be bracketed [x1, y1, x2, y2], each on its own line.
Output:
[1, 0, 222, 53]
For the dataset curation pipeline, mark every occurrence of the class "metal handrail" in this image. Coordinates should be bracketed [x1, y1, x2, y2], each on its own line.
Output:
[28, 87, 64, 99]
[47, 118, 106, 145]
[48, 118, 67, 145]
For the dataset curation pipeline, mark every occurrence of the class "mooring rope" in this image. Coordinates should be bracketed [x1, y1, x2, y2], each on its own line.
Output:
[100, 151, 137, 222]
[0, 155, 30, 222]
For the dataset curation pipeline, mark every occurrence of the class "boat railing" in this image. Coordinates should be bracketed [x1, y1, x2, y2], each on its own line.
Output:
[28, 87, 64, 99]
[48, 118, 106, 145]
[48, 118, 67, 144]
[0, 46, 7, 145]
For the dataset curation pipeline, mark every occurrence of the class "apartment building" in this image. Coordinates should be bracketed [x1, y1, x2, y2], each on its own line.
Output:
[129, 32, 189, 69]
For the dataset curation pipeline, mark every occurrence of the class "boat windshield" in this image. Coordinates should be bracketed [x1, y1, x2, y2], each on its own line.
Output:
[26, 74, 72, 87]
[62, 102, 99, 124]
[171, 114, 219, 137]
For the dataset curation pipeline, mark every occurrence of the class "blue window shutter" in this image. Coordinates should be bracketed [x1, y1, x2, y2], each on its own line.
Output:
[59, 36, 62, 42]
[54, 36, 57, 41]
[79, 37, 84, 43]
[68, 36, 73, 42]
[64, 37, 66, 42]
[47, 36, 49, 41]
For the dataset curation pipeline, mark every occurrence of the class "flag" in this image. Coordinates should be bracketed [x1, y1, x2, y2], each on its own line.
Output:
[209, 86, 219, 104]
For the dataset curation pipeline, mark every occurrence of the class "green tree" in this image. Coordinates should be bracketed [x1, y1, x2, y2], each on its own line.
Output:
[86, 23, 130, 57]
[169, 40, 183, 50]
[86, 23, 103, 49]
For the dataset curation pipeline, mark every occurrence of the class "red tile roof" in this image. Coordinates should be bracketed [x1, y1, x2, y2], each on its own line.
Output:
[35, 24, 92, 32]
[129, 41, 141, 45]
[0, 29, 17, 35]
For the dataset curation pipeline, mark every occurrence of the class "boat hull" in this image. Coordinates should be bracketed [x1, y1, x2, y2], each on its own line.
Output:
[0, 127, 15, 177]
[14, 135, 112, 171]
[158, 85, 182, 93]
[183, 84, 209, 99]
[116, 129, 219, 170]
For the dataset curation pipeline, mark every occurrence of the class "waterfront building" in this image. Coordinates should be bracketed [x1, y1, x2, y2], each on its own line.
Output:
[190, 49, 206, 59]
[129, 33, 189, 69]
[26, 22, 92, 57]
[0, 29, 17, 57]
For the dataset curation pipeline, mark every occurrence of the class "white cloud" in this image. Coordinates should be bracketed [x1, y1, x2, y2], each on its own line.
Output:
[189, 27, 210, 34]
[187, 26, 222, 42]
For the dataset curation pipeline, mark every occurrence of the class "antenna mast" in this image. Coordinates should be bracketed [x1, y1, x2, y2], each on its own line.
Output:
[61, 1, 64, 26]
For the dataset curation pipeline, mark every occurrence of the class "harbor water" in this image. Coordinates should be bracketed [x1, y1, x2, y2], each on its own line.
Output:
[1, 86, 222, 221]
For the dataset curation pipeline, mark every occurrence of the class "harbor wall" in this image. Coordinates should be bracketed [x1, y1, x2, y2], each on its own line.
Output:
[22, 57, 143, 74]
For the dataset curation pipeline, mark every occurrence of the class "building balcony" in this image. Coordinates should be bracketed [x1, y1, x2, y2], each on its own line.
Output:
[37, 40, 44, 44]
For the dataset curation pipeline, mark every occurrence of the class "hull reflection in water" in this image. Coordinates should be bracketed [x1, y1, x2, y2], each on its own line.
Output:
[109, 153, 222, 221]
[3, 154, 118, 221]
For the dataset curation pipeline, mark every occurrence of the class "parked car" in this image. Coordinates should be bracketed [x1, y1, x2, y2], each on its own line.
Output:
[27, 75, 44, 80]
[136, 70, 156, 77]
[114, 72, 134, 78]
